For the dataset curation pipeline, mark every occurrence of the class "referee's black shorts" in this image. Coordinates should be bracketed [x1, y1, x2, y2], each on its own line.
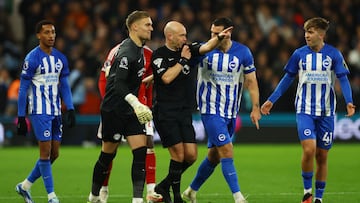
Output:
[153, 107, 196, 148]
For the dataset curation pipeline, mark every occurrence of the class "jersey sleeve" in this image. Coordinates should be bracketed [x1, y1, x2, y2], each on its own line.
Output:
[151, 50, 169, 80]
[59, 53, 70, 78]
[242, 46, 256, 74]
[98, 70, 106, 99]
[284, 49, 300, 75]
[333, 49, 350, 77]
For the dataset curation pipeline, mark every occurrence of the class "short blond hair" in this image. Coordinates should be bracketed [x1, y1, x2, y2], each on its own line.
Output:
[125, 10, 150, 30]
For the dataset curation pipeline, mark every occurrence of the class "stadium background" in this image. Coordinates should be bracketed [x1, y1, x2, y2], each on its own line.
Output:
[1, 0, 360, 146]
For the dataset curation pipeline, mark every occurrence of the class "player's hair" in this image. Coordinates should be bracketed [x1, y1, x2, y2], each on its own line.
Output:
[304, 17, 329, 32]
[35, 20, 55, 33]
[212, 17, 234, 29]
[126, 10, 150, 30]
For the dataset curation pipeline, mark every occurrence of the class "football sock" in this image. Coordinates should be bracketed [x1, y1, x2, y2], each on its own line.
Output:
[233, 191, 246, 201]
[102, 161, 113, 186]
[302, 171, 313, 193]
[21, 179, 33, 191]
[27, 160, 41, 184]
[169, 159, 183, 200]
[221, 158, 240, 193]
[48, 192, 56, 200]
[132, 146, 147, 198]
[146, 148, 156, 185]
[315, 180, 326, 200]
[181, 160, 192, 174]
[38, 159, 54, 194]
[92, 151, 115, 196]
[190, 157, 217, 191]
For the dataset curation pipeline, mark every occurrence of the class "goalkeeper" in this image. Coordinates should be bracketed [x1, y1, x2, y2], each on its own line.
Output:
[87, 11, 154, 203]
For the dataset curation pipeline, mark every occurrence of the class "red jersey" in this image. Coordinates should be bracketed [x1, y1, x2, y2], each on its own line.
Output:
[98, 45, 153, 107]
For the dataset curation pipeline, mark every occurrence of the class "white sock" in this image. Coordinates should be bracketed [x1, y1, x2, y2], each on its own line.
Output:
[147, 183, 155, 193]
[100, 186, 109, 191]
[132, 197, 143, 203]
[304, 188, 312, 194]
[22, 179, 33, 191]
[233, 191, 245, 201]
[48, 192, 56, 200]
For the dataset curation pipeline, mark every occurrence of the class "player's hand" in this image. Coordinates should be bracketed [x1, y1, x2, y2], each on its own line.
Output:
[17, 117, 28, 136]
[142, 74, 154, 88]
[125, 93, 153, 124]
[180, 45, 191, 60]
[64, 109, 76, 128]
[250, 107, 261, 130]
[260, 101, 273, 115]
[345, 103, 355, 117]
[218, 26, 234, 40]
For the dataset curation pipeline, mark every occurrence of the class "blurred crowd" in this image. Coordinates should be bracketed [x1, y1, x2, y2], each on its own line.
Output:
[1, 0, 360, 116]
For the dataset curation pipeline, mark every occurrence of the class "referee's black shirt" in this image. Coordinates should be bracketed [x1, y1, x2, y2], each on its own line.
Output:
[151, 44, 200, 112]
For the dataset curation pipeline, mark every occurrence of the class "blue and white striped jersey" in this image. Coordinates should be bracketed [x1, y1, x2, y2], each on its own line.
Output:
[285, 44, 350, 116]
[195, 41, 256, 118]
[20, 46, 70, 116]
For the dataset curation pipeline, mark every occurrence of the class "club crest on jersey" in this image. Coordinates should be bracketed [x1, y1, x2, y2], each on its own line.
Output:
[322, 56, 331, 69]
[55, 59, 63, 71]
[228, 60, 238, 70]
[119, 57, 128, 69]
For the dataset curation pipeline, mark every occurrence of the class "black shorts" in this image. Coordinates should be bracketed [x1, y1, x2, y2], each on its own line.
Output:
[153, 108, 196, 148]
[101, 109, 145, 142]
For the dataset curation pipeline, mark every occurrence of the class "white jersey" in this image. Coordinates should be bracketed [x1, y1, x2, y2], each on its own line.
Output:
[196, 41, 256, 118]
[285, 44, 350, 116]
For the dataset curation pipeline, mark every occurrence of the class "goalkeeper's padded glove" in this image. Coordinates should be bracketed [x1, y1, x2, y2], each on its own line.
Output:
[104, 65, 111, 78]
[17, 116, 28, 136]
[64, 109, 76, 128]
[125, 93, 153, 124]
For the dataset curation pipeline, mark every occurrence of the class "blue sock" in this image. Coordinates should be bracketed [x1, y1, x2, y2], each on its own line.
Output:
[38, 159, 54, 194]
[27, 160, 42, 183]
[315, 180, 326, 199]
[302, 171, 313, 191]
[190, 158, 217, 191]
[221, 158, 240, 193]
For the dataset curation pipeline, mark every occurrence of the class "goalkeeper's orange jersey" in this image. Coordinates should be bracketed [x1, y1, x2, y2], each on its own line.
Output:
[98, 44, 153, 107]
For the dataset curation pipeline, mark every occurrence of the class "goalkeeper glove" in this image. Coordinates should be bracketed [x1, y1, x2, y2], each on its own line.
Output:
[125, 93, 153, 124]
[17, 117, 28, 136]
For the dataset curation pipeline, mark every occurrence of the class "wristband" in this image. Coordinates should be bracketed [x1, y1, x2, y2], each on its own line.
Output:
[217, 34, 224, 41]
[178, 57, 189, 66]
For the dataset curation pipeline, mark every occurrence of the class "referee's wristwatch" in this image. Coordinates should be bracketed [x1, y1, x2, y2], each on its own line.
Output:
[178, 57, 189, 66]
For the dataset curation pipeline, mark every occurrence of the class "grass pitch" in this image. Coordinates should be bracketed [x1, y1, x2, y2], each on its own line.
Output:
[1, 143, 359, 203]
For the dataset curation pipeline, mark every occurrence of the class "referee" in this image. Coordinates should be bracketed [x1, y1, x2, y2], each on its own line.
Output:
[151, 21, 232, 203]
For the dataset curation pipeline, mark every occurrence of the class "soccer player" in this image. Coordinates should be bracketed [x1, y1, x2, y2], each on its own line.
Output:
[15, 20, 76, 203]
[181, 17, 260, 203]
[96, 44, 161, 203]
[87, 11, 154, 203]
[151, 21, 232, 203]
[260, 17, 355, 203]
